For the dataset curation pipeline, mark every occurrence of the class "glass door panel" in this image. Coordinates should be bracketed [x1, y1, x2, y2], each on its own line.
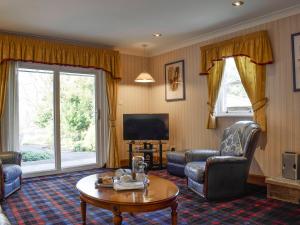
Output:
[18, 68, 55, 173]
[60, 72, 96, 168]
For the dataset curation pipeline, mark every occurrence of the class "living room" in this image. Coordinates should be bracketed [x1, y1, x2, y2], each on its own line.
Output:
[0, 0, 300, 224]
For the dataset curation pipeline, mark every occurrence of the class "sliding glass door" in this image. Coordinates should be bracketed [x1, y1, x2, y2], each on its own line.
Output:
[60, 72, 96, 168]
[17, 63, 100, 175]
[18, 68, 55, 173]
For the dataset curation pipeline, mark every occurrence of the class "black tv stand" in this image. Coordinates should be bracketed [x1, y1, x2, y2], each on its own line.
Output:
[128, 141, 165, 170]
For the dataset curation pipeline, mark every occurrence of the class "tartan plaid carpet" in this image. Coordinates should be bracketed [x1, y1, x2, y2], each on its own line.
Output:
[1, 169, 300, 225]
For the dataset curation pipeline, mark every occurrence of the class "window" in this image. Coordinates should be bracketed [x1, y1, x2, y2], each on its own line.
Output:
[215, 57, 253, 117]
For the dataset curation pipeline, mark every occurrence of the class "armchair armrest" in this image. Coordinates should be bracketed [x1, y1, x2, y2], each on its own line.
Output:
[206, 156, 248, 165]
[186, 149, 219, 162]
[204, 156, 249, 200]
[0, 152, 22, 165]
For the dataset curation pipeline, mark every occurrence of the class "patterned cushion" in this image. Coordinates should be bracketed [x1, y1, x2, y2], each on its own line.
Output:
[220, 130, 243, 156]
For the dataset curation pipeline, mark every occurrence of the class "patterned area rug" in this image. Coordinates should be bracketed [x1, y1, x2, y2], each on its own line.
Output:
[2, 169, 300, 225]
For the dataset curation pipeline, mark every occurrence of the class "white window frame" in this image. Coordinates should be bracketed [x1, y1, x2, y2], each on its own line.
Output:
[17, 62, 107, 178]
[215, 58, 253, 118]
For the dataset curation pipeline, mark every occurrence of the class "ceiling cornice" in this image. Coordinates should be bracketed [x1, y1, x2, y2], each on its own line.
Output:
[115, 47, 145, 57]
[6, 3, 299, 58]
[148, 3, 300, 57]
[0, 29, 113, 49]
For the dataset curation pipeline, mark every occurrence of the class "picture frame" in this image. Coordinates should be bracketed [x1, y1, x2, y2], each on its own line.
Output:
[164, 60, 186, 101]
[291, 32, 300, 91]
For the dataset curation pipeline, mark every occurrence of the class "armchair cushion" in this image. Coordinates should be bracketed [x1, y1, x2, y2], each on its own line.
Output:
[3, 164, 22, 182]
[185, 149, 219, 162]
[220, 130, 243, 157]
[184, 161, 206, 183]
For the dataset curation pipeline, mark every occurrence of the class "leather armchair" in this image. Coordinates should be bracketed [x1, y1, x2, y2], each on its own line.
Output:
[184, 121, 261, 200]
[0, 152, 22, 200]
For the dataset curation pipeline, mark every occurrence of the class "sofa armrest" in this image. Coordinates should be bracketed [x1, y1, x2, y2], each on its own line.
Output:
[204, 156, 249, 200]
[185, 149, 219, 162]
[0, 152, 22, 165]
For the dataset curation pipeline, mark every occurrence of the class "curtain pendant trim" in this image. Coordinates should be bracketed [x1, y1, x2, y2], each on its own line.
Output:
[199, 55, 273, 76]
[0, 33, 121, 79]
[199, 30, 274, 75]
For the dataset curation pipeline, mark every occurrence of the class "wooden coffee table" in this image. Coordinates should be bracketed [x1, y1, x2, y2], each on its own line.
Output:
[76, 174, 179, 225]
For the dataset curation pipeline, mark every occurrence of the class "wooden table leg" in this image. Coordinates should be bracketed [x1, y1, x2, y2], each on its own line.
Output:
[171, 200, 178, 225]
[80, 199, 87, 225]
[113, 206, 122, 225]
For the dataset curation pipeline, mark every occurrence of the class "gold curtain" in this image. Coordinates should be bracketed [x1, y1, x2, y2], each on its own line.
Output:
[200, 31, 273, 75]
[206, 60, 225, 129]
[106, 75, 120, 168]
[234, 56, 267, 131]
[0, 61, 9, 119]
[0, 33, 121, 165]
[200, 30, 273, 130]
[0, 61, 10, 149]
[0, 33, 120, 79]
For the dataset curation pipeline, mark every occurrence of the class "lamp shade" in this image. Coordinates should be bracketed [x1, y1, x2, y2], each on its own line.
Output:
[134, 72, 155, 83]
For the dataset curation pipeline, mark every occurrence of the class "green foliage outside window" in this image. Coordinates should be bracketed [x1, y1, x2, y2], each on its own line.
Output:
[22, 151, 52, 162]
[35, 75, 95, 152]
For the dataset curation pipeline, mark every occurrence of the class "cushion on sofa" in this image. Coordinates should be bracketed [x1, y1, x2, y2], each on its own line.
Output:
[184, 161, 206, 183]
[3, 164, 22, 182]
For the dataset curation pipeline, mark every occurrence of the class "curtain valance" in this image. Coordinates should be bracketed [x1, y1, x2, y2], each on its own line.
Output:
[200, 30, 273, 75]
[0, 33, 121, 79]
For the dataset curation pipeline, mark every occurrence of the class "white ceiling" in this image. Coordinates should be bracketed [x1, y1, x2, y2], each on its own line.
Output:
[0, 0, 300, 56]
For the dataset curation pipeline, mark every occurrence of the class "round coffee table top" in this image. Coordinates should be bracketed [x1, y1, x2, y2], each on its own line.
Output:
[76, 173, 179, 205]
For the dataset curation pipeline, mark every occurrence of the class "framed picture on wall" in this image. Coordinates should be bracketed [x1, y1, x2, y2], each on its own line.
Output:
[292, 32, 300, 91]
[165, 60, 186, 101]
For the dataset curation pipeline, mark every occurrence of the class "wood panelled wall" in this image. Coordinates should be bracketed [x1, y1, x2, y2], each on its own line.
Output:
[117, 54, 151, 160]
[118, 14, 300, 177]
[146, 13, 300, 177]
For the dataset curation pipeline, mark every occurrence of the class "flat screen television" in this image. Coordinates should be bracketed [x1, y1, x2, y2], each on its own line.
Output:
[123, 114, 169, 140]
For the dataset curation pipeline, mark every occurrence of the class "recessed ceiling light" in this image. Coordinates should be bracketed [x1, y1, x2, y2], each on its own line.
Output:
[232, 1, 244, 7]
[153, 33, 162, 37]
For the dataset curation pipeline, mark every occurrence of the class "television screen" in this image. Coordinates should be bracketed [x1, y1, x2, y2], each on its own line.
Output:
[123, 114, 169, 140]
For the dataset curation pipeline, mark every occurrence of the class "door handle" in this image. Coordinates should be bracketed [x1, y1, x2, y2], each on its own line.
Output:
[95, 109, 101, 121]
